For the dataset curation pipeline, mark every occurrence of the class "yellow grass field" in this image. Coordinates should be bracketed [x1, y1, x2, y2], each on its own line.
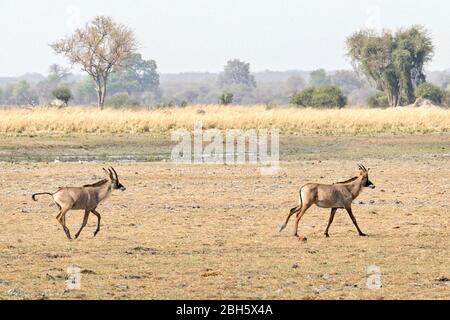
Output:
[0, 105, 449, 136]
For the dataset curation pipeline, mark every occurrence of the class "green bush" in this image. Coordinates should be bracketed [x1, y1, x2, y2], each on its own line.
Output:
[219, 92, 234, 105]
[290, 85, 346, 108]
[415, 82, 444, 104]
[367, 92, 389, 108]
[107, 92, 130, 108]
[290, 87, 314, 106]
[52, 86, 72, 105]
[444, 91, 450, 107]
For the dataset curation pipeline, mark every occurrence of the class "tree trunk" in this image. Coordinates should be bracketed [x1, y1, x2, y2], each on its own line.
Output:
[101, 80, 107, 109]
[93, 75, 109, 110]
[95, 81, 107, 110]
[388, 92, 400, 107]
[387, 93, 393, 107]
[97, 87, 103, 110]
[393, 94, 399, 107]
[94, 78, 103, 110]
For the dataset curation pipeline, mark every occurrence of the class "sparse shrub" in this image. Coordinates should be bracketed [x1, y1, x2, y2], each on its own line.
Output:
[367, 92, 389, 108]
[444, 91, 450, 107]
[415, 82, 445, 104]
[219, 92, 234, 105]
[52, 86, 72, 105]
[153, 101, 175, 109]
[290, 85, 346, 108]
[265, 103, 277, 110]
[107, 92, 130, 108]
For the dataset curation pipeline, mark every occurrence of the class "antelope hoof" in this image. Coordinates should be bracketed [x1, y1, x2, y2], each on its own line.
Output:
[324, 233, 330, 238]
[359, 232, 367, 237]
[93, 231, 99, 237]
[63, 229, 72, 240]
[295, 234, 307, 242]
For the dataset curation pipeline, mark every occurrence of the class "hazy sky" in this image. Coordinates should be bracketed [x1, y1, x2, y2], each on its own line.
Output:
[0, 0, 448, 76]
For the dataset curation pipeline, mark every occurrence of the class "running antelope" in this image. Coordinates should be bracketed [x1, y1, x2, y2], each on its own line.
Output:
[279, 164, 375, 240]
[32, 167, 126, 240]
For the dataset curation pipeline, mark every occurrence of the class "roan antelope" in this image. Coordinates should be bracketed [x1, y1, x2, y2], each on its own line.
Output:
[279, 164, 375, 240]
[32, 167, 126, 240]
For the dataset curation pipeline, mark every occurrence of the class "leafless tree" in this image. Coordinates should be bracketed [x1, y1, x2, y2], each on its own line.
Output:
[51, 16, 138, 109]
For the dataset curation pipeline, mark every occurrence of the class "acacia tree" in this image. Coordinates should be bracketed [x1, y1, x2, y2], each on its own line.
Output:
[218, 59, 256, 88]
[346, 25, 433, 106]
[51, 16, 138, 109]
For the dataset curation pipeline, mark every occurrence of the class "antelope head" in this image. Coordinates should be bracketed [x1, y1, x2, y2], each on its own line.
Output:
[358, 164, 375, 189]
[104, 167, 126, 191]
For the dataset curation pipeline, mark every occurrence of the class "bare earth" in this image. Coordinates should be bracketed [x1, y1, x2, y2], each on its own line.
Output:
[0, 148, 449, 299]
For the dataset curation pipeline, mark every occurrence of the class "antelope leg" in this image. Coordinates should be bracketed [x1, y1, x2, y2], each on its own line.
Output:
[91, 209, 101, 237]
[345, 207, 367, 236]
[293, 209, 307, 239]
[324, 208, 337, 237]
[57, 207, 72, 240]
[75, 210, 90, 239]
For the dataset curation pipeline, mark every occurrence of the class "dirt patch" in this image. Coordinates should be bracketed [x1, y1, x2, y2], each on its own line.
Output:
[0, 137, 448, 299]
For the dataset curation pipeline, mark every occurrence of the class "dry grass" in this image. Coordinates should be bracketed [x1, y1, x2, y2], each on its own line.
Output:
[0, 105, 449, 136]
[0, 159, 449, 300]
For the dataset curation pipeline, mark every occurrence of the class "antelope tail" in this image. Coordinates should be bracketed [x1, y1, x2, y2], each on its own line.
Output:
[32, 192, 53, 201]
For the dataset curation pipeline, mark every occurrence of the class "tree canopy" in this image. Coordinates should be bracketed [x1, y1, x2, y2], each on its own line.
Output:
[218, 59, 256, 88]
[51, 16, 138, 109]
[346, 25, 433, 106]
[108, 53, 160, 97]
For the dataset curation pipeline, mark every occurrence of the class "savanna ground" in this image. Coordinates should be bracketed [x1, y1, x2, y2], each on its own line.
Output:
[0, 106, 449, 300]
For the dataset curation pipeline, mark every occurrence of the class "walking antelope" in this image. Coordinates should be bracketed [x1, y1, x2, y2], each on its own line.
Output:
[279, 164, 375, 240]
[32, 167, 126, 240]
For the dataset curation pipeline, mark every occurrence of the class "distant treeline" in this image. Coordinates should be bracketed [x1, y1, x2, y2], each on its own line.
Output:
[1, 65, 449, 108]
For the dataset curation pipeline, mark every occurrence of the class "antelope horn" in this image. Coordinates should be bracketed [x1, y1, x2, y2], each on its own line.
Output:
[110, 167, 119, 181]
[358, 164, 367, 172]
[103, 168, 112, 179]
[107, 168, 114, 180]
